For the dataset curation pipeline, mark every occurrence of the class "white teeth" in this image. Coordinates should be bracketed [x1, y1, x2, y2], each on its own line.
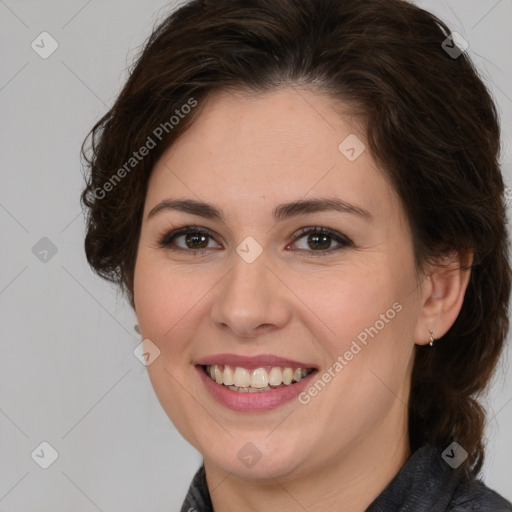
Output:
[250, 368, 268, 388]
[233, 367, 251, 387]
[214, 366, 223, 385]
[223, 365, 235, 386]
[205, 364, 313, 391]
[282, 367, 293, 385]
[268, 367, 283, 386]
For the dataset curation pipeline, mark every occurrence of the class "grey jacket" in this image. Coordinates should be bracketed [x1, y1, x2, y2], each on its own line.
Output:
[180, 444, 512, 511]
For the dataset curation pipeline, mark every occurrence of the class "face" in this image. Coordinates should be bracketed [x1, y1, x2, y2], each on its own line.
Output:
[133, 87, 426, 481]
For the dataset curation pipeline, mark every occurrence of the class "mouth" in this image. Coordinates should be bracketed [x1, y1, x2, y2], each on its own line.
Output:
[194, 354, 319, 411]
[200, 364, 316, 392]
[194, 355, 319, 412]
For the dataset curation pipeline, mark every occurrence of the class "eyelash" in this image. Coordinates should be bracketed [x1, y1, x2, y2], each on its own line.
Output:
[156, 225, 353, 257]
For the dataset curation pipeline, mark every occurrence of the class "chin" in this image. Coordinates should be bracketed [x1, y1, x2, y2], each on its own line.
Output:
[198, 430, 312, 482]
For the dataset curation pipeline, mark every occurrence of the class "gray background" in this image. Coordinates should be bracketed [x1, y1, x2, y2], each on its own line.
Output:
[1, 1, 511, 510]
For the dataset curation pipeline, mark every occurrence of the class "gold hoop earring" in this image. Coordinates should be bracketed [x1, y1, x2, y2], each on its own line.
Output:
[429, 329, 435, 347]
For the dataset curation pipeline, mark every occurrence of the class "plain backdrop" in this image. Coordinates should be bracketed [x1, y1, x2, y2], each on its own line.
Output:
[1, 1, 511, 510]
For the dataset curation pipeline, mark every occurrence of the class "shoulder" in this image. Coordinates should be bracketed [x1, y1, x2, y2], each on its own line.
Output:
[366, 444, 512, 512]
[449, 477, 512, 511]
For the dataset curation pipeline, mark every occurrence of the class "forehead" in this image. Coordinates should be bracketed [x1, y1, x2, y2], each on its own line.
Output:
[165, 86, 363, 163]
[144, 87, 401, 226]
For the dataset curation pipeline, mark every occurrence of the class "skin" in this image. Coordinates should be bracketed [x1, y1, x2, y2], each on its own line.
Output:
[133, 87, 471, 512]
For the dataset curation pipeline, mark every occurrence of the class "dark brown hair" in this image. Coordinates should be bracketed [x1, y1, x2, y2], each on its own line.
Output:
[80, 0, 511, 475]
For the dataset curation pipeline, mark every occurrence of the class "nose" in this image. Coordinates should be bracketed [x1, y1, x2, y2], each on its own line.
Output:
[210, 250, 291, 339]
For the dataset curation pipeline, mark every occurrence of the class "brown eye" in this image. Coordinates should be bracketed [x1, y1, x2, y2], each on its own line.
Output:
[158, 225, 352, 257]
[289, 227, 352, 256]
[158, 227, 220, 252]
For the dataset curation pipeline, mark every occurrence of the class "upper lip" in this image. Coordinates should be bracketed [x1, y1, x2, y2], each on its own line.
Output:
[195, 353, 318, 370]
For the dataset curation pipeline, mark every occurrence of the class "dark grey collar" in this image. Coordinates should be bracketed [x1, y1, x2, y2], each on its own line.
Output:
[180, 445, 512, 511]
[180, 463, 213, 512]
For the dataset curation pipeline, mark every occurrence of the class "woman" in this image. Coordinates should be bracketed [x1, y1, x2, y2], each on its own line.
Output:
[80, 0, 512, 510]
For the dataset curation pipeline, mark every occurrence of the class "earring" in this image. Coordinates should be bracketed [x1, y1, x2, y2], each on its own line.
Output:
[429, 329, 435, 347]
[134, 324, 140, 334]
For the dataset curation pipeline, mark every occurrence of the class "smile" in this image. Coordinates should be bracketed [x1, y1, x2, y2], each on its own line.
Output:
[195, 354, 319, 412]
[203, 364, 315, 392]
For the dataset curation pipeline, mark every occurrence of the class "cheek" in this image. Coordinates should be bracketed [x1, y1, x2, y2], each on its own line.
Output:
[133, 253, 216, 360]
[293, 260, 417, 397]
[291, 259, 410, 347]
[302, 280, 415, 435]
[133, 255, 208, 442]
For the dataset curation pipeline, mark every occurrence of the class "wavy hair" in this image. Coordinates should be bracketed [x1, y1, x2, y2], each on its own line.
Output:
[80, 0, 511, 475]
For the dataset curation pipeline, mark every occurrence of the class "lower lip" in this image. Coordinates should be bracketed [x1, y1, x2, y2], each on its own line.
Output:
[196, 366, 317, 412]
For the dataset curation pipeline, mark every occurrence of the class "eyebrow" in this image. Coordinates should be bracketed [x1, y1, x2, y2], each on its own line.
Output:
[147, 197, 372, 223]
[147, 196, 373, 224]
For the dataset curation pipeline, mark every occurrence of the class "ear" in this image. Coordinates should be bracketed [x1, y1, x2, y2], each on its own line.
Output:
[413, 250, 473, 345]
